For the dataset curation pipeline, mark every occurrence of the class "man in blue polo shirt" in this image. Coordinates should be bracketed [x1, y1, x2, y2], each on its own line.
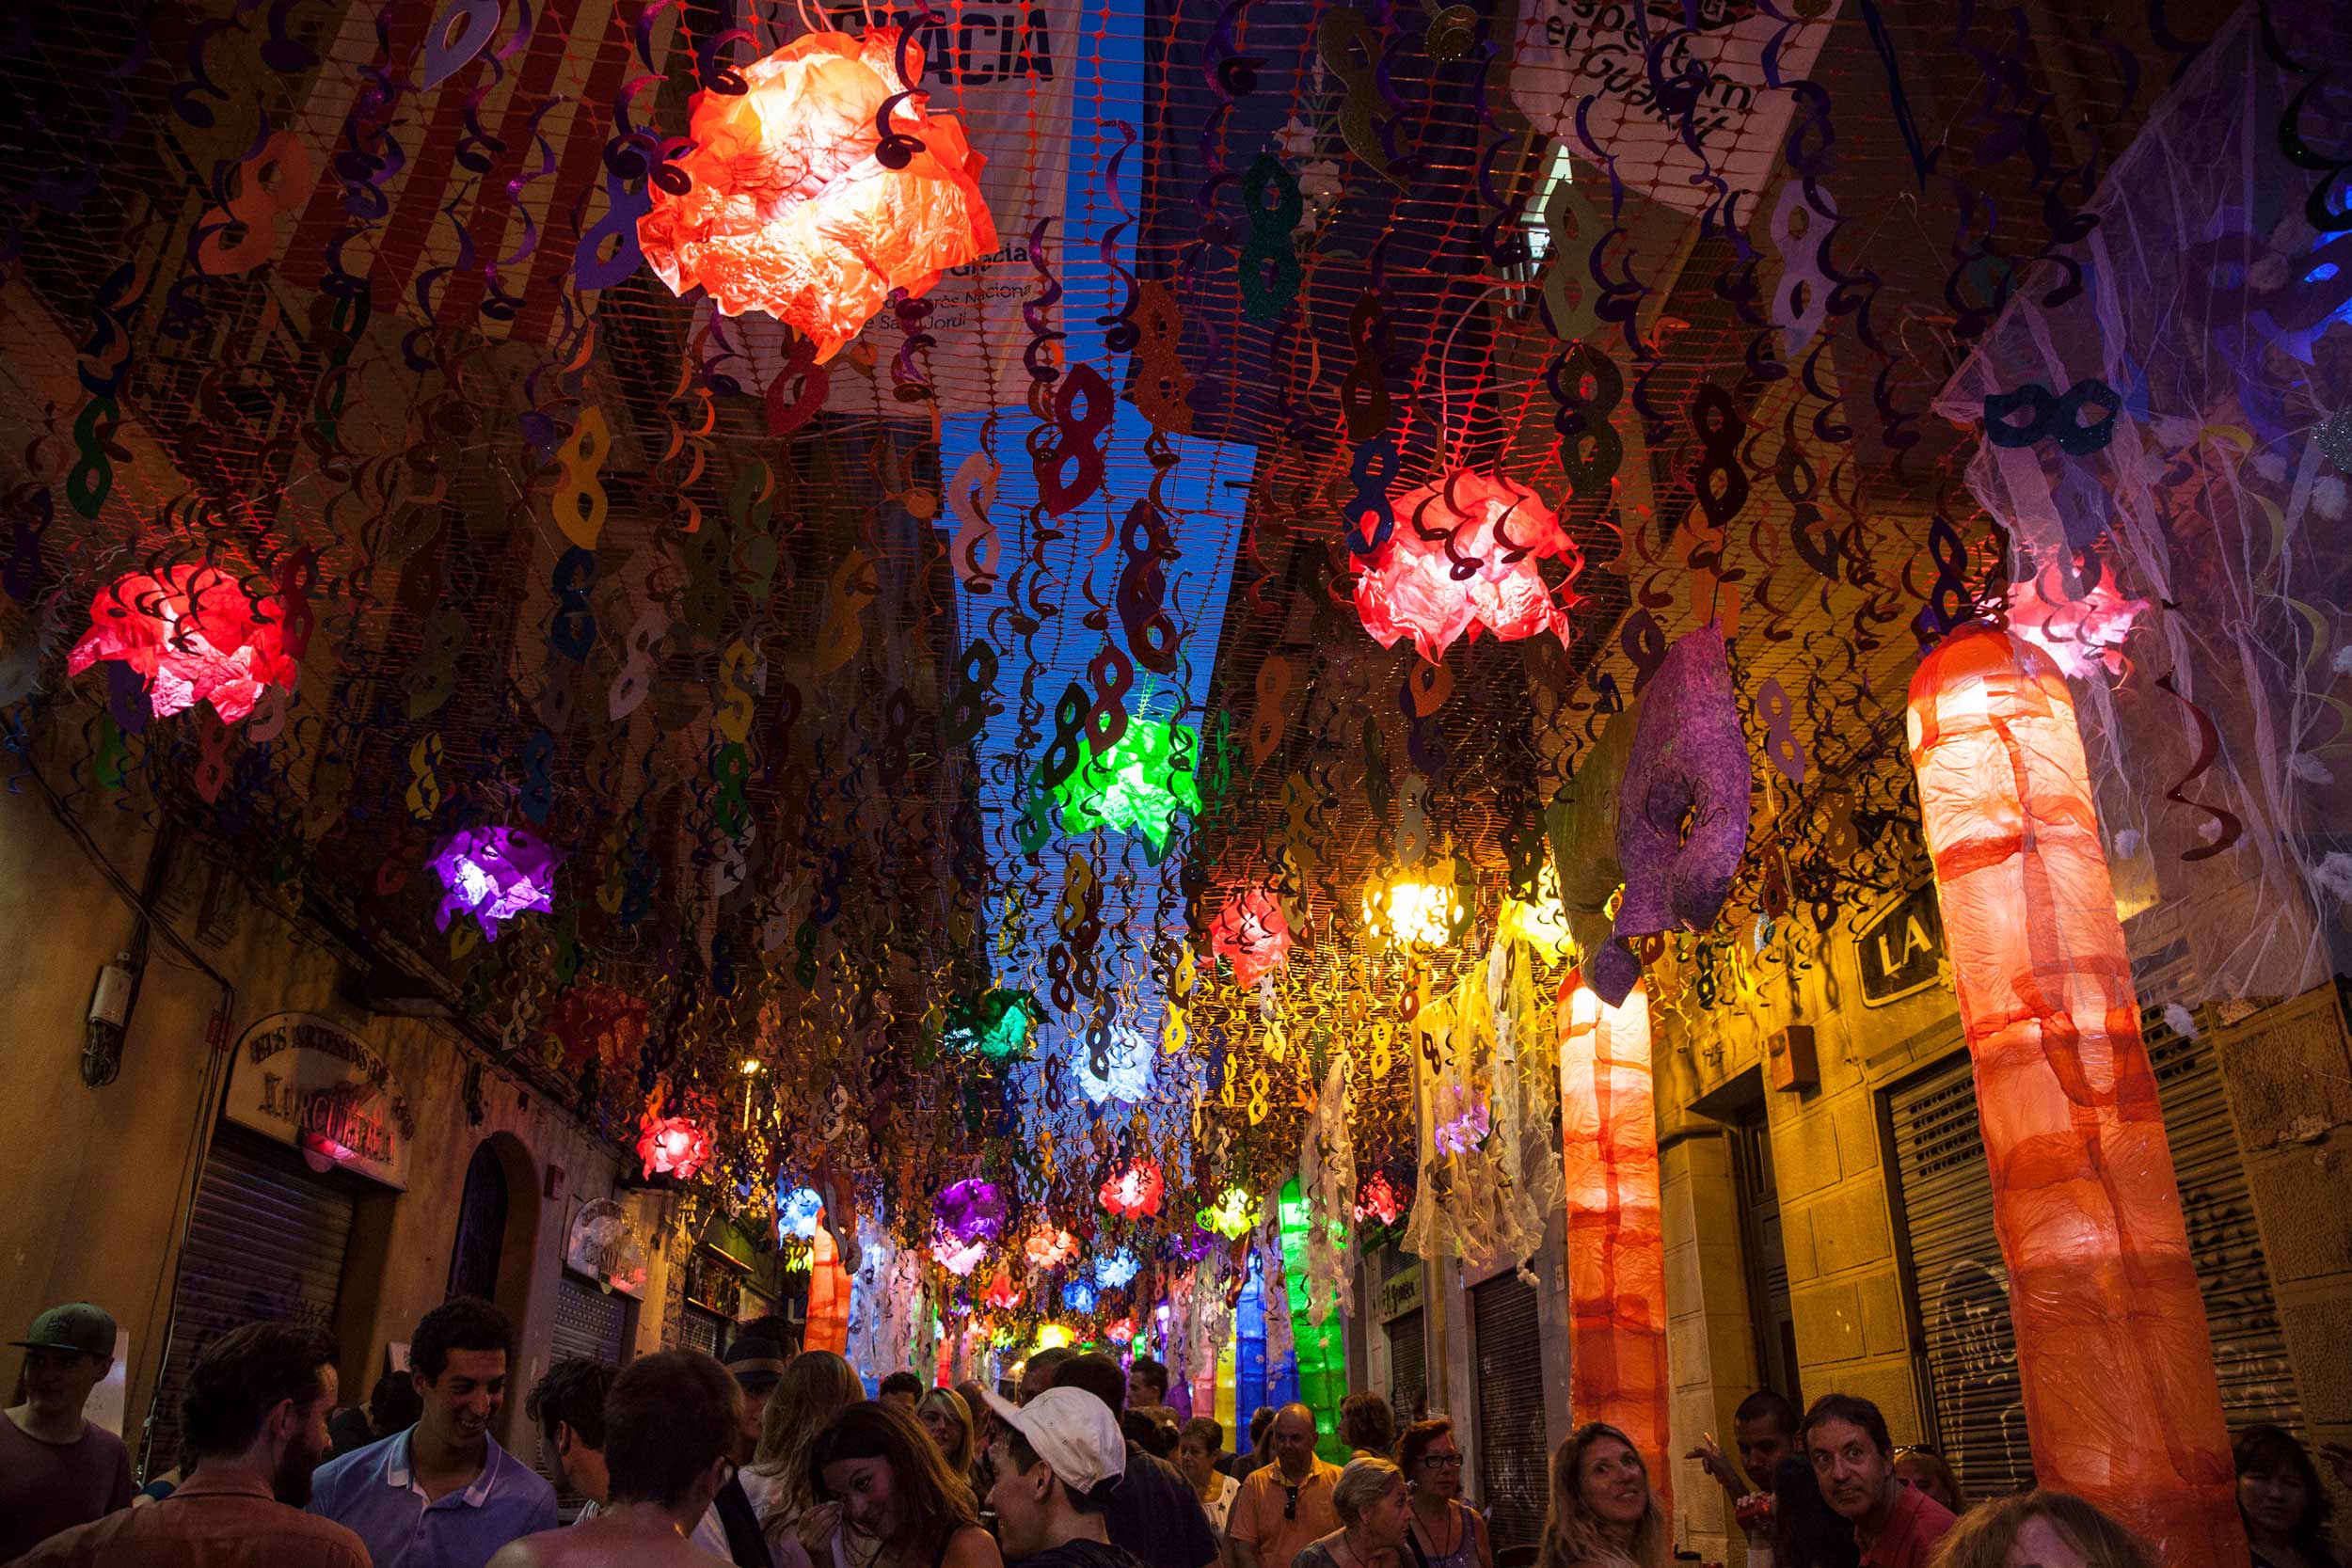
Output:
[310, 1297, 557, 1568]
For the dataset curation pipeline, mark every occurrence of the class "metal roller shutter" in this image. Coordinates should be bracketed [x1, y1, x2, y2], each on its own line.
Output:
[1387, 1309, 1428, 1424]
[1891, 1012, 2303, 1503]
[144, 1125, 356, 1476]
[536, 1273, 632, 1519]
[1470, 1271, 1546, 1552]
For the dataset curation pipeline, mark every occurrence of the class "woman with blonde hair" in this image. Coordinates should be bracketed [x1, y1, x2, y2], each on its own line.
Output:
[1293, 1458, 1413, 1568]
[745, 1349, 868, 1562]
[1539, 1424, 1668, 1568]
[1924, 1490, 2157, 1568]
[916, 1386, 980, 1486]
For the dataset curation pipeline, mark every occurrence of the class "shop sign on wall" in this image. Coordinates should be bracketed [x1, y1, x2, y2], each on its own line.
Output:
[1378, 1262, 1423, 1321]
[226, 1012, 415, 1188]
[1858, 884, 1946, 1006]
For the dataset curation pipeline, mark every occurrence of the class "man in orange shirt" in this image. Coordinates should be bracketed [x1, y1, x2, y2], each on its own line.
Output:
[1226, 1406, 1341, 1568]
[11, 1321, 368, 1568]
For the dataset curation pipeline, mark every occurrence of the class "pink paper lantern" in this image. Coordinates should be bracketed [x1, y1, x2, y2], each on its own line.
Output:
[636, 1112, 712, 1180]
[1352, 471, 1578, 664]
[1099, 1159, 1165, 1219]
[67, 564, 299, 724]
[1209, 885, 1293, 988]
[639, 29, 996, 363]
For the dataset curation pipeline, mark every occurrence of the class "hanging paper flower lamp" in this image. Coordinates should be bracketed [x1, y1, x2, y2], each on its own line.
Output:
[1099, 1159, 1165, 1219]
[1073, 1024, 1154, 1105]
[931, 1225, 989, 1276]
[1105, 1316, 1136, 1345]
[1501, 863, 1574, 958]
[1353, 471, 1577, 663]
[1432, 1085, 1491, 1154]
[1024, 1226, 1079, 1270]
[1353, 1171, 1405, 1227]
[778, 1184, 826, 1242]
[1096, 1248, 1140, 1289]
[936, 1178, 1009, 1244]
[68, 564, 300, 724]
[984, 1271, 1024, 1310]
[637, 1111, 712, 1179]
[638, 30, 996, 363]
[942, 990, 1042, 1061]
[430, 826, 562, 940]
[1052, 717, 1204, 851]
[1061, 1280, 1101, 1314]
[1362, 873, 1463, 948]
[1210, 885, 1294, 987]
[1200, 1186, 1256, 1240]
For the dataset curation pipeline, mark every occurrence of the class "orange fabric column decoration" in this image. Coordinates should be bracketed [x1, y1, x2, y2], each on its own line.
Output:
[1555, 979, 1672, 1521]
[1906, 625, 2239, 1567]
[805, 1223, 850, 1354]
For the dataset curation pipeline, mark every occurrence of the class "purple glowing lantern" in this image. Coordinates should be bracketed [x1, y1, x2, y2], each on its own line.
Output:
[431, 826, 562, 940]
[935, 1178, 1008, 1245]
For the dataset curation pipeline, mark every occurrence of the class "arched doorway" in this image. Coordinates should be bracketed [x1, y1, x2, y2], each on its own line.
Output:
[447, 1143, 509, 1302]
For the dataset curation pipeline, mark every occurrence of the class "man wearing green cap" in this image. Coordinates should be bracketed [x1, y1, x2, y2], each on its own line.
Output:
[1, 1302, 134, 1560]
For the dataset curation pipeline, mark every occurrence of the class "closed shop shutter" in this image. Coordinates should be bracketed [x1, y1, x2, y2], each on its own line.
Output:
[536, 1273, 632, 1519]
[1470, 1271, 1545, 1552]
[679, 1304, 723, 1357]
[1891, 1012, 2303, 1503]
[145, 1125, 356, 1476]
[552, 1270, 630, 1366]
[1387, 1309, 1428, 1424]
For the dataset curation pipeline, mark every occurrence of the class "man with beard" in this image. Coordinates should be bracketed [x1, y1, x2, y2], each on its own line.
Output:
[11, 1322, 368, 1566]
[310, 1296, 558, 1568]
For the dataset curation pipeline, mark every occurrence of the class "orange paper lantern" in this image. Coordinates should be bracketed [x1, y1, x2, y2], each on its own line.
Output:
[1555, 979, 1671, 1522]
[1907, 625, 2239, 1567]
[639, 29, 996, 362]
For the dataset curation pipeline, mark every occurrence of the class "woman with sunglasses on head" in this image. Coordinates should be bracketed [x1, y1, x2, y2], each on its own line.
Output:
[811, 1402, 1002, 1568]
[1394, 1421, 1492, 1568]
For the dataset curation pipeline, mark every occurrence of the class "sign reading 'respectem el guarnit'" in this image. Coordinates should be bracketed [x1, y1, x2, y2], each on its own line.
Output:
[226, 1012, 416, 1189]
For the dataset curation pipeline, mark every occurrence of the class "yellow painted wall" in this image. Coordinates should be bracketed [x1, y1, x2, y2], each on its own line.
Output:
[0, 774, 638, 1470]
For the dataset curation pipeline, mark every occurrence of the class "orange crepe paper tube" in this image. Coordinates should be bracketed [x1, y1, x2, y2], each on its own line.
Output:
[1557, 979, 1673, 1522]
[1907, 625, 2240, 1567]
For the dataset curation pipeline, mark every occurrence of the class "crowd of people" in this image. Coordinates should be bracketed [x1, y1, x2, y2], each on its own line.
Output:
[6, 1294, 2351, 1568]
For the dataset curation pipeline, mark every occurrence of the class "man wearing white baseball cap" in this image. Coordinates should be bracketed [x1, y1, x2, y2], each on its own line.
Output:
[978, 1387, 1152, 1568]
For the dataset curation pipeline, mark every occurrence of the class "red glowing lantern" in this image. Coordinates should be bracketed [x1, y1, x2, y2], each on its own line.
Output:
[984, 1269, 1024, 1310]
[1099, 1158, 1165, 1219]
[67, 564, 300, 724]
[1908, 626, 2239, 1566]
[1210, 885, 1294, 988]
[636, 1112, 712, 1180]
[1353, 471, 1578, 664]
[638, 29, 996, 363]
[1556, 979, 1671, 1522]
[1353, 1171, 1404, 1227]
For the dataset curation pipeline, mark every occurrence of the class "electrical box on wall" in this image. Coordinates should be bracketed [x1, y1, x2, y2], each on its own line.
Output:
[1767, 1023, 1819, 1092]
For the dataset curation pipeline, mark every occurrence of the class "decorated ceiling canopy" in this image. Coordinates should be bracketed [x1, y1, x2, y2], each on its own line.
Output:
[0, 0, 2344, 1425]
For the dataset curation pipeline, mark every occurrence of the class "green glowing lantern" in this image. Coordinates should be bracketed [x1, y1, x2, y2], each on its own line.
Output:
[1051, 717, 1203, 853]
[942, 988, 1042, 1061]
[1279, 1177, 1351, 1463]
